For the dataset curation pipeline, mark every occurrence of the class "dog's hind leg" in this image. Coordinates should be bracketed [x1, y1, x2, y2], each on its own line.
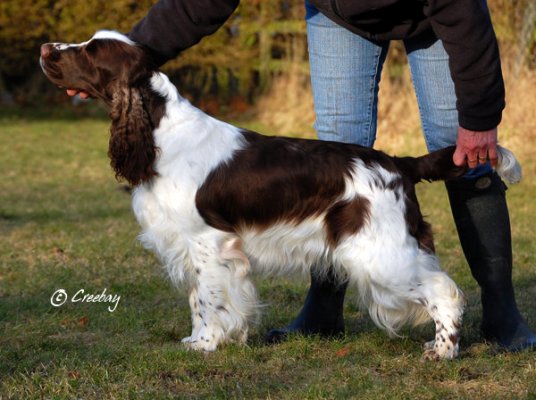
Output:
[181, 236, 258, 351]
[343, 244, 463, 359]
[399, 252, 465, 360]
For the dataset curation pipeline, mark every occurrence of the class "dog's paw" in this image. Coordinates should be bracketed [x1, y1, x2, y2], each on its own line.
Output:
[181, 336, 194, 344]
[421, 348, 441, 361]
[181, 329, 221, 352]
[421, 340, 459, 361]
[182, 338, 218, 352]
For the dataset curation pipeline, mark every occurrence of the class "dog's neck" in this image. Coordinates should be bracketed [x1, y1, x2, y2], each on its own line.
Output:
[143, 72, 246, 184]
[148, 72, 208, 133]
[149, 72, 183, 103]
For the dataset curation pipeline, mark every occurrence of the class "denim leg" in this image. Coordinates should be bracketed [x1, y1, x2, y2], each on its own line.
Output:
[405, 33, 459, 152]
[306, 11, 389, 146]
[405, 32, 492, 177]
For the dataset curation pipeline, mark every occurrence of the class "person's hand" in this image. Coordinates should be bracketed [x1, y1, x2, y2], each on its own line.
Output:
[453, 126, 498, 168]
[66, 89, 90, 99]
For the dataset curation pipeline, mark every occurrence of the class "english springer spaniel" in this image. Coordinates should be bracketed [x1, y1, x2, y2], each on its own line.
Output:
[40, 31, 522, 360]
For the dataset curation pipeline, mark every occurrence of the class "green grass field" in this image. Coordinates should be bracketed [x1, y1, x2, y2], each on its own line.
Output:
[1, 114, 535, 399]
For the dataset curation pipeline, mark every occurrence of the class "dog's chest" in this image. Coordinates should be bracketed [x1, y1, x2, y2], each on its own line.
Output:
[131, 177, 205, 257]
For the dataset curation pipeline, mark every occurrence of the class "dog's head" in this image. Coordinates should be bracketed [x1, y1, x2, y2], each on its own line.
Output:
[40, 31, 165, 186]
[40, 30, 155, 104]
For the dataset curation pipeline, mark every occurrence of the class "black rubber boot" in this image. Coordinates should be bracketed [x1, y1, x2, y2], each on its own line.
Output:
[265, 268, 347, 343]
[446, 172, 536, 351]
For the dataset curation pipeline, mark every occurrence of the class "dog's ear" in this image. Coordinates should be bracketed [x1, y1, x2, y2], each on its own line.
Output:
[124, 45, 156, 86]
[108, 86, 158, 186]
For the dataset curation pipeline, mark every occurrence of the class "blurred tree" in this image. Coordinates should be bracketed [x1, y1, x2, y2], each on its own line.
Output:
[164, 1, 307, 102]
[0, 0, 55, 82]
[513, 0, 536, 75]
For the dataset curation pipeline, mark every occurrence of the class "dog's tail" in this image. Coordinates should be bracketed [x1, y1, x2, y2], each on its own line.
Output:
[495, 146, 522, 184]
[394, 145, 522, 184]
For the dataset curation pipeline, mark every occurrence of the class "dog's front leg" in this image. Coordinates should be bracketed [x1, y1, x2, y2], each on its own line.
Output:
[181, 237, 258, 352]
[181, 282, 226, 352]
[180, 287, 206, 345]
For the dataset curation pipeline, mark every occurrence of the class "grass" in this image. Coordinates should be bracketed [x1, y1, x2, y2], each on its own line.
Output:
[1, 111, 535, 399]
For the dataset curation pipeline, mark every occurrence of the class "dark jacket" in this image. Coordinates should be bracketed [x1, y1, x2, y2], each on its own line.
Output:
[129, 0, 505, 131]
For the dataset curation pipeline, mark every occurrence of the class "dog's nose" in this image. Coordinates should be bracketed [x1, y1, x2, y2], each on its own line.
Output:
[40, 43, 54, 59]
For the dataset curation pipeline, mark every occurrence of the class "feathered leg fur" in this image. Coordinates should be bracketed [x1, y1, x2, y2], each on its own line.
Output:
[181, 236, 258, 351]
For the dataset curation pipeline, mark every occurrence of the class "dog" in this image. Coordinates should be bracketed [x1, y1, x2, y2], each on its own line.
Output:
[40, 30, 522, 359]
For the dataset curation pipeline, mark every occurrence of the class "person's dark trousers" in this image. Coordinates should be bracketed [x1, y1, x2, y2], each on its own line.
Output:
[265, 268, 347, 343]
[445, 172, 535, 350]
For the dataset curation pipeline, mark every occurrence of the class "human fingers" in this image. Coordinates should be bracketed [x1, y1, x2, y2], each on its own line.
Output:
[66, 89, 90, 99]
[453, 145, 467, 167]
[464, 146, 478, 168]
[478, 147, 488, 165]
[488, 144, 498, 167]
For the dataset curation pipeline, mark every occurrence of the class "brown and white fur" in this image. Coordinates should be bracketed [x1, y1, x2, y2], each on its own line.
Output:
[40, 31, 522, 359]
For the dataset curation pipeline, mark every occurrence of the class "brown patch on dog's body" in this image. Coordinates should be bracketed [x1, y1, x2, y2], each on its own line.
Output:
[194, 130, 450, 250]
[195, 131, 381, 236]
[325, 196, 371, 246]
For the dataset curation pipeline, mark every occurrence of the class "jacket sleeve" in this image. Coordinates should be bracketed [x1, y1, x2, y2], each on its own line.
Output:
[423, 0, 505, 131]
[128, 0, 240, 66]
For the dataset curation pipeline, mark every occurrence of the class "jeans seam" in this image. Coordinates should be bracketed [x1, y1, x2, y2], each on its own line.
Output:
[406, 38, 458, 153]
[366, 44, 385, 147]
[408, 64, 432, 151]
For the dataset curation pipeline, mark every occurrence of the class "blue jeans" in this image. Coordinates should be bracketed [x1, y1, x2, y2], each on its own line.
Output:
[305, 5, 491, 177]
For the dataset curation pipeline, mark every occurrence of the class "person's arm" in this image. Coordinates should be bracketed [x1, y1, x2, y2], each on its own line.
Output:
[424, 0, 504, 167]
[424, 0, 505, 131]
[128, 0, 240, 66]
